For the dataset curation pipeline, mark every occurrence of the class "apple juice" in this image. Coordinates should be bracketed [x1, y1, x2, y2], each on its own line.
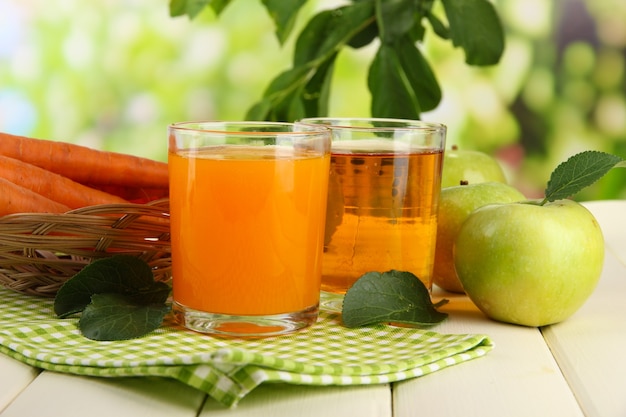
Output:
[322, 145, 443, 293]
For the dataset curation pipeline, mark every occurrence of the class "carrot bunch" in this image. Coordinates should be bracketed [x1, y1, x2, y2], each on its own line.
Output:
[0, 132, 169, 217]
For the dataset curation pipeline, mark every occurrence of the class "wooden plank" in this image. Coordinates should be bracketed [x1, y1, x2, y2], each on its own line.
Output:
[200, 384, 391, 416]
[0, 367, 391, 417]
[542, 248, 626, 417]
[0, 371, 204, 417]
[0, 354, 40, 412]
[394, 291, 584, 417]
[0, 201, 620, 417]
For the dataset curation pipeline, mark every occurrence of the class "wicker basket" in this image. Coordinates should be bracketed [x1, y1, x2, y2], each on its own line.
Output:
[0, 199, 171, 298]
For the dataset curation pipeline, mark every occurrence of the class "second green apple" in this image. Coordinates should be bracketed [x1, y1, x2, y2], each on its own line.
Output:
[441, 146, 507, 188]
[433, 182, 525, 292]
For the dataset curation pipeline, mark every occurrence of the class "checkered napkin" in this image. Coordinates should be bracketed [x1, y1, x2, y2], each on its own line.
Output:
[0, 287, 493, 407]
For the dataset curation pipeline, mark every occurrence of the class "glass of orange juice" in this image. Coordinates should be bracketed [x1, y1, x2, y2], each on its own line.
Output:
[297, 118, 446, 310]
[168, 121, 331, 337]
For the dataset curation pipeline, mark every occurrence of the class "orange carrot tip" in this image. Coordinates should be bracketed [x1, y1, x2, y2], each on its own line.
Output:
[0, 177, 70, 216]
[0, 132, 169, 189]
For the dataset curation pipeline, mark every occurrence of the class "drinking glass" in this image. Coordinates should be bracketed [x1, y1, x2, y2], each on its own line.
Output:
[168, 121, 331, 337]
[298, 118, 446, 309]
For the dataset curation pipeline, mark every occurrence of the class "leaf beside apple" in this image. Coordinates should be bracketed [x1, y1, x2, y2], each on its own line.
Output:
[453, 151, 625, 327]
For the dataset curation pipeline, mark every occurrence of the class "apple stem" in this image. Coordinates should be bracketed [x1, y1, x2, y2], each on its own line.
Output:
[524, 199, 548, 206]
[432, 299, 449, 309]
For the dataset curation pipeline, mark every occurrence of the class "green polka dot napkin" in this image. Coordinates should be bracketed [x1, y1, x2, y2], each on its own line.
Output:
[0, 287, 493, 407]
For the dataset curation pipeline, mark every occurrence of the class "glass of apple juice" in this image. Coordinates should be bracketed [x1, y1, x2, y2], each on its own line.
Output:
[168, 121, 331, 337]
[297, 118, 446, 311]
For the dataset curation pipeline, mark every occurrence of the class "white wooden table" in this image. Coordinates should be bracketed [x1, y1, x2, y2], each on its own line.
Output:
[1, 200, 625, 417]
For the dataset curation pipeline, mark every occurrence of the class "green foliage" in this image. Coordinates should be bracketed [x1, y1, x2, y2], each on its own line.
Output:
[169, 0, 215, 18]
[541, 151, 625, 205]
[261, 0, 308, 45]
[441, 0, 504, 66]
[79, 293, 170, 341]
[54, 255, 170, 341]
[4, 1, 624, 200]
[171, 0, 505, 121]
[342, 270, 448, 328]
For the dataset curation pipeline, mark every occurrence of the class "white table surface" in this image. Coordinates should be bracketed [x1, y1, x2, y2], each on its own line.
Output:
[1, 200, 624, 417]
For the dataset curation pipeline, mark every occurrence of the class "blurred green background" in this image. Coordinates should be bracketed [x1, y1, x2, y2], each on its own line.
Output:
[1, 0, 625, 200]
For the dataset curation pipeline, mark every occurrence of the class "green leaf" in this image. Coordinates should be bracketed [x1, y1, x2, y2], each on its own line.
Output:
[347, 19, 379, 49]
[543, 151, 625, 204]
[53, 255, 171, 341]
[342, 270, 448, 328]
[301, 53, 337, 117]
[79, 293, 170, 341]
[248, 2, 375, 121]
[54, 255, 170, 318]
[275, 88, 307, 122]
[375, 0, 418, 44]
[394, 36, 441, 112]
[246, 98, 273, 121]
[368, 39, 442, 119]
[441, 0, 504, 66]
[368, 44, 418, 119]
[245, 66, 313, 121]
[258, 66, 312, 101]
[425, 10, 450, 40]
[169, 0, 228, 18]
[293, 2, 375, 66]
[261, 0, 307, 45]
[208, 0, 231, 15]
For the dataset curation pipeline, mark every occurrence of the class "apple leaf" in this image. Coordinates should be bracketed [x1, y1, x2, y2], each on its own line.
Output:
[169, 0, 227, 18]
[440, 0, 504, 66]
[54, 255, 170, 318]
[342, 270, 448, 328]
[54, 255, 171, 341]
[542, 151, 625, 204]
[79, 293, 170, 341]
[261, 0, 307, 45]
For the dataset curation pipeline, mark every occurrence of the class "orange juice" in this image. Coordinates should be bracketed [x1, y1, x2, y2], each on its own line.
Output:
[322, 147, 443, 293]
[169, 146, 330, 316]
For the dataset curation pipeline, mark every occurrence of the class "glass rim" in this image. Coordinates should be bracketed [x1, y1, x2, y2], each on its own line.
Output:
[168, 120, 330, 136]
[297, 117, 446, 133]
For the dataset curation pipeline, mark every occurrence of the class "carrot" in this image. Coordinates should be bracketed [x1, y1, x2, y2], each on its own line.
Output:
[0, 155, 130, 209]
[0, 132, 169, 189]
[85, 184, 169, 204]
[0, 178, 70, 216]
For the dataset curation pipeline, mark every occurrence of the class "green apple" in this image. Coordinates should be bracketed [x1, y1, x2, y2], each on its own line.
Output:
[433, 182, 525, 293]
[454, 199, 604, 327]
[442, 146, 507, 188]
